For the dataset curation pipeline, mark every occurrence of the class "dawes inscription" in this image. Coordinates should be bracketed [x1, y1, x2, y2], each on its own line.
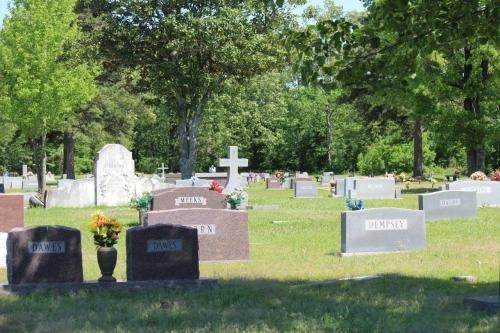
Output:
[147, 239, 183, 253]
[28, 241, 65, 254]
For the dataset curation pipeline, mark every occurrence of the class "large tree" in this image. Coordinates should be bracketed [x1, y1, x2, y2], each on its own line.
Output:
[0, 0, 97, 193]
[96, 0, 294, 178]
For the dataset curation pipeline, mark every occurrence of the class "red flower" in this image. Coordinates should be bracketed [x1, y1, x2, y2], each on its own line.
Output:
[209, 180, 224, 193]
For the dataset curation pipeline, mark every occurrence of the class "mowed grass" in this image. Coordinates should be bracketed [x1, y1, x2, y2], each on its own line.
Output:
[0, 182, 499, 332]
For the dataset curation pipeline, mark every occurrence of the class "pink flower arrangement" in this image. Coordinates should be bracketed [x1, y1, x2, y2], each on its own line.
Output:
[209, 180, 224, 193]
[490, 169, 500, 181]
[470, 171, 488, 181]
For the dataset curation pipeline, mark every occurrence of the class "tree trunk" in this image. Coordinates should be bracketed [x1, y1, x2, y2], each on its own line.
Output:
[30, 135, 47, 195]
[326, 108, 333, 168]
[177, 96, 205, 179]
[412, 116, 424, 178]
[63, 131, 75, 179]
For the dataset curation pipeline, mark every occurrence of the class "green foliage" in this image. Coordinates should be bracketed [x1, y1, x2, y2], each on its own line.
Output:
[358, 134, 435, 175]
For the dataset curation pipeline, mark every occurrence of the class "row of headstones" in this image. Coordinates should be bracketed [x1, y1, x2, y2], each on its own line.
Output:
[6, 224, 200, 285]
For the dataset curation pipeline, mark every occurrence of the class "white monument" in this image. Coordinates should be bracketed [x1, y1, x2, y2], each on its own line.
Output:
[94, 144, 138, 206]
[218, 146, 248, 193]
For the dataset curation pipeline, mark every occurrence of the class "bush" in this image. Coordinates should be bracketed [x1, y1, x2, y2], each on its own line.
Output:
[357, 134, 435, 175]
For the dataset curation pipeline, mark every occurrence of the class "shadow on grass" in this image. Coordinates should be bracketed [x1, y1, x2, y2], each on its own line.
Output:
[0, 274, 498, 332]
[402, 187, 440, 194]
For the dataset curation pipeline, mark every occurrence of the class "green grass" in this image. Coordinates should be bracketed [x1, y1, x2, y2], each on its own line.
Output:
[1, 182, 499, 332]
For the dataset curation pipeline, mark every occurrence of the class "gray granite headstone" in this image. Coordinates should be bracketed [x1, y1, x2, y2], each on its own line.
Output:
[344, 177, 356, 197]
[350, 178, 396, 199]
[7, 226, 83, 284]
[419, 190, 477, 221]
[127, 224, 199, 281]
[335, 178, 346, 196]
[341, 208, 426, 254]
[446, 181, 500, 207]
[22, 180, 38, 192]
[294, 181, 317, 198]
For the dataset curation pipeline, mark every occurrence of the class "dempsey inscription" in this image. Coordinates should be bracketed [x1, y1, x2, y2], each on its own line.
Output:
[365, 219, 408, 231]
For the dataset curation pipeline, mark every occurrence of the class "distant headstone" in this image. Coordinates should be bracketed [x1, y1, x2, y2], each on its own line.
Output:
[22, 180, 38, 192]
[0, 183, 4, 194]
[295, 181, 318, 198]
[419, 190, 477, 221]
[22, 165, 28, 177]
[45, 179, 95, 208]
[321, 174, 333, 185]
[341, 208, 426, 255]
[7, 226, 83, 284]
[0, 193, 24, 233]
[266, 178, 282, 189]
[151, 188, 226, 211]
[126, 224, 199, 281]
[446, 181, 500, 207]
[334, 178, 346, 197]
[350, 178, 396, 199]
[147, 209, 249, 261]
[94, 144, 137, 206]
[175, 178, 212, 188]
[218, 146, 248, 193]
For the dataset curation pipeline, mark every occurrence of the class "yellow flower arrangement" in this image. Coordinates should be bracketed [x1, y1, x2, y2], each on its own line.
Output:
[89, 212, 123, 248]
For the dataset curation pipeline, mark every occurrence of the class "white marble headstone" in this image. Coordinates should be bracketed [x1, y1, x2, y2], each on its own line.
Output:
[94, 144, 137, 206]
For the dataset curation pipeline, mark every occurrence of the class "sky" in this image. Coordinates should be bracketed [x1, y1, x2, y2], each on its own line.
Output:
[0, 0, 365, 26]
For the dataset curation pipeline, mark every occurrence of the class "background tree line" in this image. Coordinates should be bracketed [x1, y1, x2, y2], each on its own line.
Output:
[0, 0, 498, 189]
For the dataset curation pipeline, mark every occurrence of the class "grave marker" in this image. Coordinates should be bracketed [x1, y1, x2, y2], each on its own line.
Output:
[294, 181, 317, 198]
[7, 226, 83, 284]
[218, 146, 248, 193]
[126, 224, 199, 281]
[446, 181, 500, 207]
[151, 188, 226, 211]
[341, 208, 426, 255]
[419, 190, 477, 221]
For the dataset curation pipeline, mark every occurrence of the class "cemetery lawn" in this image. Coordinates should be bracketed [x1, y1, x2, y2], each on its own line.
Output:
[1, 182, 499, 332]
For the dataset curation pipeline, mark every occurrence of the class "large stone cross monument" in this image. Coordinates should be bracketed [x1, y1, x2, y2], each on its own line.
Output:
[218, 146, 248, 193]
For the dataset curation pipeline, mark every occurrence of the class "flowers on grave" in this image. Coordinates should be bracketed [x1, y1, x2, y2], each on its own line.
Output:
[130, 193, 153, 211]
[209, 180, 224, 193]
[225, 188, 247, 209]
[470, 171, 488, 181]
[346, 198, 364, 211]
[274, 170, 286, 184]
[88, 212, 123, 248]
[490, 169, 500, 181]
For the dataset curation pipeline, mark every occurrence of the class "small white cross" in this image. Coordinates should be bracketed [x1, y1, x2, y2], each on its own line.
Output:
[157, 163, 169, 179]
[218, 146, 248, 193]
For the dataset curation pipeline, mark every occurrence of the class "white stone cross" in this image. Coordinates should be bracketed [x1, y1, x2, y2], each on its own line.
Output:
[157, 163, 169, 179]
[218, 146, 248, 193]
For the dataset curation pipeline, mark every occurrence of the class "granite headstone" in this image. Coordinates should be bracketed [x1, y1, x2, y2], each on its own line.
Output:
[7, 226, 83, 284]
[0, 194, 24, 267]
[350, 178, 396, 199]
[147, 209, 249, 261]
[446, 181, 500, 207]
[341, 208, 426, 255]
[418, 190, 477, 221]
[266, 178, 282, 189]
[294, 181, 317, 198]
[126, 224, 199, 281]
[151, 187, 227, 211]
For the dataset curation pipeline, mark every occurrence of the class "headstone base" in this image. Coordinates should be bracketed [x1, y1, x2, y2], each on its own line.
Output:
[0, 278, 218, 295]
[463, 296, 500, 312]
[339, 250, 413, 257]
